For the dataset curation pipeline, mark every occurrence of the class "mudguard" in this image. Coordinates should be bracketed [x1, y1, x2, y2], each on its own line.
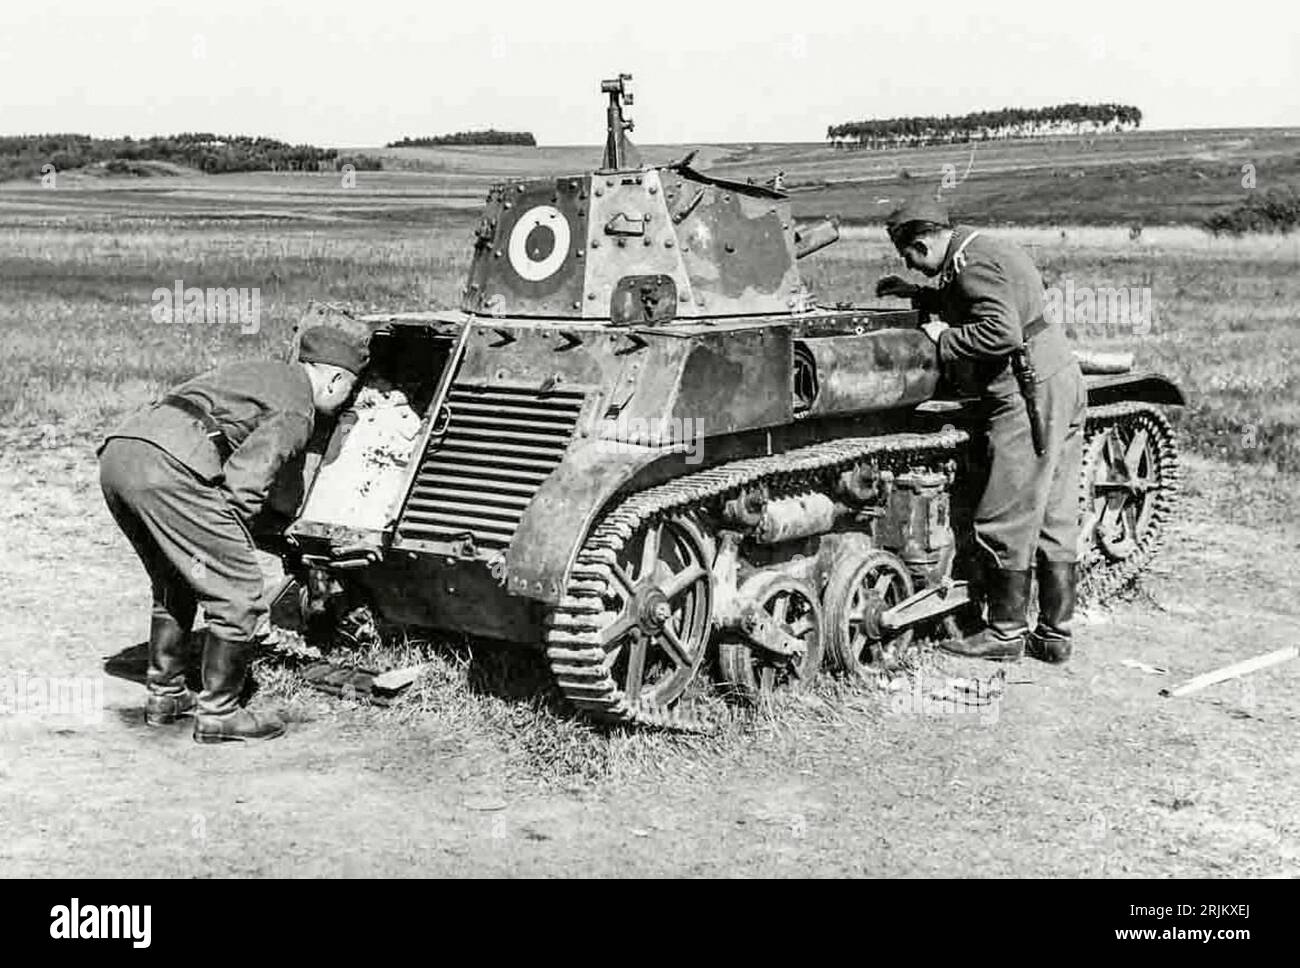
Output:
[501, 440, 680, 605]
[1084, 372, 1187, 407]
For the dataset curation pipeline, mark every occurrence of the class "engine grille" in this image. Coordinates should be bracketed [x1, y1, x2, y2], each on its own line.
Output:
[395, 384, 585, 548]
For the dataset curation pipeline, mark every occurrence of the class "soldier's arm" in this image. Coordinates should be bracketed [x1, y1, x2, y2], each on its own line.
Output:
[936, 260, 1022, 363]
[910, 286, 943, 314]
[220, 412, 314, 525]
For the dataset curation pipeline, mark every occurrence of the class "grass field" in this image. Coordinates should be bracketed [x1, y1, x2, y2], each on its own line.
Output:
[1, 135, 1297, 472]
[4, 134, 1300, 877]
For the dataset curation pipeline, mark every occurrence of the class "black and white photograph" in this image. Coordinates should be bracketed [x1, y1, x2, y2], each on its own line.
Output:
[0, 0, 1296, 902]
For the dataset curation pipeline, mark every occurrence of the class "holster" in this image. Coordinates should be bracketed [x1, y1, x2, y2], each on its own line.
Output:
[1012, 317, 1049, 457]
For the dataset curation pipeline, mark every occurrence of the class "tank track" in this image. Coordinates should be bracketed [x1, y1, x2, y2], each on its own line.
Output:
[543, 428, 971, 731]
[1076, 401, 1181, 604]
[545, 402, 1179, 731]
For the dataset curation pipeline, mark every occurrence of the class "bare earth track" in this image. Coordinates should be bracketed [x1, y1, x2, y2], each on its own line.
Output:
[2, 439, 1298, 878]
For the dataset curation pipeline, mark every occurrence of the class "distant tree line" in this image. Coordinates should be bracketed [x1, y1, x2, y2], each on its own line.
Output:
[828, 104, 1143, 148]
[0, 133, 383, 181]
[387, 130, 536, 148]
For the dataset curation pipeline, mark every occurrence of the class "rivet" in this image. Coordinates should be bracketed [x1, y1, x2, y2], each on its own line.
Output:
[665, 239, 675, 248]
[724, 243, 735, 253]
[572, 301, 580, 309]
[595, 188, 604, 197]
[648, 185, 658, 194]
[493, 250, 502, 258]
[617, 238, 626, 248]
[503, 201, 512, 209]
[606, 178, 614, 187]
[643, 237, 652, 246]
[587, 292, 597, 300]
[576, 250, 584, 259]
[592, 240, 600, 248]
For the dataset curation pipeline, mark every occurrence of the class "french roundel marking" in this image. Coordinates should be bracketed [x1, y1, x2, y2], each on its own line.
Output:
[508, 205, 570, 282]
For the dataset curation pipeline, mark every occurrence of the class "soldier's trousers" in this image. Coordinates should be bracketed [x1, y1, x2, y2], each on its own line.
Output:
[99, 438, 266, 644]
[971, 364, 1088, 571]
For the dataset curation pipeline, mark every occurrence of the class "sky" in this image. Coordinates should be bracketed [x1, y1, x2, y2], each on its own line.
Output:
[1, 0, 1297, 146]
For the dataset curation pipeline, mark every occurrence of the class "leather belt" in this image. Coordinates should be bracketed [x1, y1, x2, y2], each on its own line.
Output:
[161, 395, 233, 462]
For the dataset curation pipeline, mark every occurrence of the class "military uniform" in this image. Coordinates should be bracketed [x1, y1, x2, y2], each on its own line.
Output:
[99, 326, 367, 740]
[99, 360, 316, 646]
[885, 202, 1086, 661]
[914, 226, 1086, 571]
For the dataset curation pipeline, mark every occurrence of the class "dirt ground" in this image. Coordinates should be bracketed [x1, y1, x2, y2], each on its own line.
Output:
[2, 437, 1298, 878]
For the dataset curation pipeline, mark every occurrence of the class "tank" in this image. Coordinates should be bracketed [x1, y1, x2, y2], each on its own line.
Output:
[264, 75, 1186, 728]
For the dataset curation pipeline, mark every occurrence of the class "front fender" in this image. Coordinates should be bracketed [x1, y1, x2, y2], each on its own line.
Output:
[501, 441, 669, 605]
[1085, 372, 1187, 407]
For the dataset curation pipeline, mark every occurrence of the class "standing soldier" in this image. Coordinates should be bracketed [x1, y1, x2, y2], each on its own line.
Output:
[98, 324, 369, 742]
[875, 198, 1086, 662]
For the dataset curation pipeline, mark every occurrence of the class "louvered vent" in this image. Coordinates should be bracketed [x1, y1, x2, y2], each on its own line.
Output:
[396, 384, 584, 548]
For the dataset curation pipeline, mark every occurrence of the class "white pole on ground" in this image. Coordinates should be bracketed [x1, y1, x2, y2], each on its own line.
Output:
[1159, 647, 1299, 698]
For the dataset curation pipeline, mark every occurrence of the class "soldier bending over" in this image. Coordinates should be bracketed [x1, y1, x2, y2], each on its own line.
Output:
[98, 325, 369, 742]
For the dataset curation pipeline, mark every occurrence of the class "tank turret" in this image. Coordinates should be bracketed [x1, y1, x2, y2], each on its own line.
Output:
[460, 75, 816, 322]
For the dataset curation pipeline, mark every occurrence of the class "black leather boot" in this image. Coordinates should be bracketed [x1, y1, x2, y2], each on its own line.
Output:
[1028, 559, 1077, 664]
[193, 631, 285, 744]
[145, 614, 196, 726]
[938, 568, 1031, 661]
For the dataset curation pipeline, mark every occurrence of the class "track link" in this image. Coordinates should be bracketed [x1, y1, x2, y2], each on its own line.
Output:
[544, 429, 971, 730]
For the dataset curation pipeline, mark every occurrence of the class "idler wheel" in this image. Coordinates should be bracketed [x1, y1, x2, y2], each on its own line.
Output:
[1081, 413, 1165, 561]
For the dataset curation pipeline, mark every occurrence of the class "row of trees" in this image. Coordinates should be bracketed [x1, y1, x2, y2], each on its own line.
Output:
[0, 133, 382, 181]
[387, 129, 536, 147]
[828, 104, 1143, 148]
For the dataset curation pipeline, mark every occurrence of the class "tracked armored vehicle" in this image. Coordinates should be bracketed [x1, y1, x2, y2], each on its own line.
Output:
[268, 76, 1185, 728]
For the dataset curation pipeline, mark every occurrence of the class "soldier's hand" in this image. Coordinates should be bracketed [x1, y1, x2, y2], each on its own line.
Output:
[875, 275, 919, 299]
[921, 320, 950, 344]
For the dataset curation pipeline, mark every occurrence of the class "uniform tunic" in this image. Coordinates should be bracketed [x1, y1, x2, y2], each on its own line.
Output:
[913, 226, 1087, 571]
[98, 361, 316, 643]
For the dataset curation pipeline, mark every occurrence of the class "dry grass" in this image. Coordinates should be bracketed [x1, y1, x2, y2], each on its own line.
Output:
[248, 620, 918, 790]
